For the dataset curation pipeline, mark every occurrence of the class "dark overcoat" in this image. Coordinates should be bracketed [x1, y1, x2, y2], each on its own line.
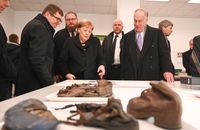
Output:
[59, 35, 105, 79]
[120, 25, 173, 80]
[0, 24, 16, 101]
[16, 14, 54, 95]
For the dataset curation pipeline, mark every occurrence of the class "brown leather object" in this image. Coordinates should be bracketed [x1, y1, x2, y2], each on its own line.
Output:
[127, 81, 182, 129]
[57, 80, 112, 97]
[60, 98, 139, 130]
[2, 99, 59, 130]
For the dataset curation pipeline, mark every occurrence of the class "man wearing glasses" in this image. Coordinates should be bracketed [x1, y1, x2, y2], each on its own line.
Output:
[53, 11, 78, 82]
[16, 4, 63, 96]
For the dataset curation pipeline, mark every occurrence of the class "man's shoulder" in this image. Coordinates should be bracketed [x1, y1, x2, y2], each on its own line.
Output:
[104, 32, 113, 39]
[123, 30, 134, 39]
[55, 28, 67, 34]
[54, 28, 69, 38]
[146, 25, 160, 32]
[23, 19, 44, 32]
[183, 50, 192, 55]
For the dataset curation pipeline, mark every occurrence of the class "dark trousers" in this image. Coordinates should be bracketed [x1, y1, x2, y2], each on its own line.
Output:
[109, 64, 121, 80]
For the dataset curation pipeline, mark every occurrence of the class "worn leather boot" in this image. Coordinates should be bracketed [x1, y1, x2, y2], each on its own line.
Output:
[127, 81, 182, 129]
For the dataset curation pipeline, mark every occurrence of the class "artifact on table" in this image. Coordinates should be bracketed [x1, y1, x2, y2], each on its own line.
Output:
[2, 99, 59, 130]
[57, 80, 112, 97]
[127, 81, 182, 129]
[58, 98, 139, 130]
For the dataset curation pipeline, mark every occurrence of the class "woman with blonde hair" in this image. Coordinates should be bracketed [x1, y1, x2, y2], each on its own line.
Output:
[59, 19, 105, 80]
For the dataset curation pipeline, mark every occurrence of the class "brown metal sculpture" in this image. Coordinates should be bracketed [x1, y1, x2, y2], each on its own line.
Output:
[57, 80, 112, 97]
[57, 98, 139, 130]
[127, 81, 182, 129]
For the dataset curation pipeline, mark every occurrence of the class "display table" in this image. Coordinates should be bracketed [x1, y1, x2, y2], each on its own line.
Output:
[0, 80, 200, 130]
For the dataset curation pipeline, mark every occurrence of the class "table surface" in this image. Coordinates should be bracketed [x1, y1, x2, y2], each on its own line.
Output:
[0, 80, 200, 130]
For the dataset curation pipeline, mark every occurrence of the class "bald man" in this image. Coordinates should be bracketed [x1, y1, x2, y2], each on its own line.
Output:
[120, 9, 174, 82]
[102, 19, 124, 79]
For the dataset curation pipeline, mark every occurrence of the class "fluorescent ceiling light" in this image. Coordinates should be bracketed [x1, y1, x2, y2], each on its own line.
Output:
[145, 0, 169, 1]
[188, 0, 200, 3]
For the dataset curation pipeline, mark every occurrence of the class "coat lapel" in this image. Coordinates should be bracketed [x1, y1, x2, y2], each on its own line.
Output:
[140, 25, 152, 57]
[128, 31, 137, 67]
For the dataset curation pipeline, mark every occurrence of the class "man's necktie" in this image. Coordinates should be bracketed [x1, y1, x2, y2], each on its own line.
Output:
[137, 33, 142, 51]
[112, 34, 118, 63]
[113, 34, 118, 51]
[167, 39, 171, 53]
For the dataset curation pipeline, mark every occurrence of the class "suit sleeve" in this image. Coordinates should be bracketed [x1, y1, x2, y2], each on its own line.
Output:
[96, 38, 105, 66]
[0, 25, 17, 80]
[53, 31, 65, 75]
[158, 29, 173, 74]
[58, 39, 70, 78]
[28, 24, 54, 86]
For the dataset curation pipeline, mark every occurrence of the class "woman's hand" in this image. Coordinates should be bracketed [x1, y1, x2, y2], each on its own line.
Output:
[97, 65, 105, 79]
[66, 73, 75, 80]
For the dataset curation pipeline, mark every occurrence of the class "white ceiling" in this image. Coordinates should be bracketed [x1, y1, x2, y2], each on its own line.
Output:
[10, 0, 200, 18]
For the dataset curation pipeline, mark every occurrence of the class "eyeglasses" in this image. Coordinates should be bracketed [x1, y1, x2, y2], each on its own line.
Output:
[50, 12, 62, 23]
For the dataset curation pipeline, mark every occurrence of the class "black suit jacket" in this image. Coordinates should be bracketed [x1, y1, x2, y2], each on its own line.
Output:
[166, 39, 175, 75]
[182, 49, 193, 75]
[120, 25, 173, 80]
[0, 24, 17, 101]
[59, 35, 105, 79]
[16, 14, 54, 95]
[102, 31, 124, 79]
[53, 28, 71, 75]
[7, 42, 20, 72]
[0, 24, 16, 82]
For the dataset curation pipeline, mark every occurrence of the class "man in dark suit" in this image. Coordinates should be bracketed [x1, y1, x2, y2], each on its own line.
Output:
[53, 11, 78, 82]
[120, 9, 174, 82]
[102, 19, 124, 80]
[183, 36, 200, 77]
[7, 34, 20, 90]
[0, 0, 17, 101]
[182, 39, 193, 75]
[16, 4, 63, 96]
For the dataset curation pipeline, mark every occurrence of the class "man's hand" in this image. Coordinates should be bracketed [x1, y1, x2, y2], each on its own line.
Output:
[163, 72, 174, 82]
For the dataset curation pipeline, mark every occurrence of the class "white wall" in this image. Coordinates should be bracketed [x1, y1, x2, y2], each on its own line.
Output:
[0, 8, 14, 37]
[117, 0, 140, 33]
[148, 17, 200, 70]
[14, 11, 115, 38]
[1, 9, 200, 70]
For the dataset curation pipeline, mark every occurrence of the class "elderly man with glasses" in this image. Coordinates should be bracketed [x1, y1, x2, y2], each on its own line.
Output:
[16, 4, 63, 96]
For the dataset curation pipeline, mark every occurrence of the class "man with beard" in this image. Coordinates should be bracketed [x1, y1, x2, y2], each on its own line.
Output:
[53, 11, 78, 82]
